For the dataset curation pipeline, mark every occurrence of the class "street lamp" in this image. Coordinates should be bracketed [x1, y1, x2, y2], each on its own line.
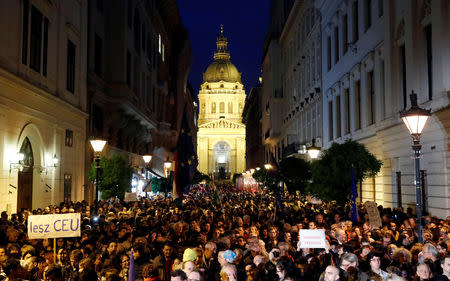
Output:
[307, 138, 321, 160]
[164, 160, 172, 177]
[400, 91, 431, 243]
[264, 163, 272, 170]
[89, 138, 106, 204]
[143, 155, 152, 197]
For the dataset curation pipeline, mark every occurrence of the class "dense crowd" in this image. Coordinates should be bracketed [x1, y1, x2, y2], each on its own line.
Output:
[0, 184, 448, 281]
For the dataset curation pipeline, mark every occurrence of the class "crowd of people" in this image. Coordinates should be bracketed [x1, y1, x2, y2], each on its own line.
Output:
[0, 184, 448, 281]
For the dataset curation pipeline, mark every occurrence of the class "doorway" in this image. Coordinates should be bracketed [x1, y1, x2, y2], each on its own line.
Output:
[17, 137, 34, 211]
[213, 141, 231, 179]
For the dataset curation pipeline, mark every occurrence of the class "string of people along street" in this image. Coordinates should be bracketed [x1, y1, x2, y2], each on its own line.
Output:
[0, 183, 449, 281]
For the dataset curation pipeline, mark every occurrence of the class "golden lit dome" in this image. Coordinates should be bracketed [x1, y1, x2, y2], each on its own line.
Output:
[203, 25, 242, 83]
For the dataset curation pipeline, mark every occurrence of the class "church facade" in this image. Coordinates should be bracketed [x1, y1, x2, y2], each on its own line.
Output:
[197, 27, 246, 179]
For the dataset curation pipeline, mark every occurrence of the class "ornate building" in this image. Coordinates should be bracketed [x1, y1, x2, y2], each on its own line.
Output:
[197, 27, 246, 179]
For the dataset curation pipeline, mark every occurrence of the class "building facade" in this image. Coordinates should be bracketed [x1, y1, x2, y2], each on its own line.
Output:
[0, 0, 88, 212]
[242, 86, 264, 170]
[261, 0, 322, 162]
[197, 28, 246, 178]
[87, 0, 194, 199]
[319, 0, 450, 217]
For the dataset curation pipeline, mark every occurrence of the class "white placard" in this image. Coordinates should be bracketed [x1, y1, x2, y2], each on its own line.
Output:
[124, 192, 137, 202]
[299, 229, 326, 248]
[28, 213, 81, 239]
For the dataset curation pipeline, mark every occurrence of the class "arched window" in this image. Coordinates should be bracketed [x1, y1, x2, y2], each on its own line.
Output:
[211, 102, 216, 113]
[219, 102, 225, 113]
[228, 102, 233, 113]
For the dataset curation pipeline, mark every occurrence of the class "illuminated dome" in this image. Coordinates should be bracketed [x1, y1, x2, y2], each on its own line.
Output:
[203, 25, 242, 83]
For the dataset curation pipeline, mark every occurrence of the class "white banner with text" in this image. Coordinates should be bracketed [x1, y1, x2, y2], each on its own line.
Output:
[28, 213, 81, 239]
[298, 229, 326, 248]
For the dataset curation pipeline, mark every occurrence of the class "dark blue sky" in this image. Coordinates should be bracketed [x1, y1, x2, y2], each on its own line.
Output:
[178, 0, 271, 97]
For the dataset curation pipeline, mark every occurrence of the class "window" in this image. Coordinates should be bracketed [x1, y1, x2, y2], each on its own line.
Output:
[336, 95, 341, 138]
[42, 18, 48, 76]
[66, 40, 76, 93]
[334, 26, 339, 64]
[343, 14, 348, 54]
[64, 174, 72, 202]
[365, 0, 372, 31]
[97, 0, 103, 12]
[22, 0, 29, 65]
[65, 129, 73, 147]
[327, 36, 332, 70]
[425, 25, 432, 101]
[126, 50, 131, 86]
[328, 101, 333, 141]
[134, 9, 140, 51]
[378, 0, 383, 17]
[228, 102, 233, 113]
[345, 89, 351, 134]
[400, 45, 407, 108]
[368, 71, 375, 125]
[219, 102, 225, 113]
[158, 34, 161, 54]
[30, 5, 43, 72]
[380, 60, 385, 118]
[352, 1, 359, 41]
[127, 1, 132, 28]
[95, 34, 102, 76]
[92, 104, 103, 134]
[211, 102, 216, 113]
[355, 80, 361, 130]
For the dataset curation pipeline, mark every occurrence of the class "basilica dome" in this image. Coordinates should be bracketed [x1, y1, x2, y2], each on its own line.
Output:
[202, 26, 241, 84]
[203, 60, 241, 83]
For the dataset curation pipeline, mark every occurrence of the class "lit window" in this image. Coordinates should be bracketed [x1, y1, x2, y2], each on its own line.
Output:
[158, 34, 161, 54]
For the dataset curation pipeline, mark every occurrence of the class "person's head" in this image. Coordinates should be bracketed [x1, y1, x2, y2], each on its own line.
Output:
[324, 265, 340, 281]
[204, 242, 217, 259]
[171, 269, 188, 281]
[422, 243, 438, 261]
[340, 253, 358, 272]
[269, 226, 278, 239]
[441, 255, 450, 276]
[278, 242, 290, 257]
[163, 244, 173, 259]
[182, 261, 195, 275]
[245, 264, 258, 279]
[44, 264, 63, 281]
[107, 240, 118, 255]
[367, 252, 381, 272]
[416, 262, 432, 280]
[276, 259, 291, 280]
[187, 269, 203, 281]
[69, 249, 83, 269]
[220, 264, 237, 281]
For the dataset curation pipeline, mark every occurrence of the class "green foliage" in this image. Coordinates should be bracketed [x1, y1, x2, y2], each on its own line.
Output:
[279, 157, 311, 194]
[252, 167, 282, 191]
[192, 170, 211, 184]
[151, 177, 170, 194]
[88, 154, 133, 200]
[306, 139, 382, 204]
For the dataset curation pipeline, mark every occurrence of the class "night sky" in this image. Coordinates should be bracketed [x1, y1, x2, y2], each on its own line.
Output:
[178, 0, 271, 98]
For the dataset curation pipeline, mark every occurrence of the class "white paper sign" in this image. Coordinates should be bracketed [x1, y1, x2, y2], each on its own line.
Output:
[124, 192, 137, 202]
[299, 229, 326, 248]
[28, 213, 81, 239]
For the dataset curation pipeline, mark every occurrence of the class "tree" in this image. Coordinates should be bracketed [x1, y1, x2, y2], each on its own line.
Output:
[192, 170, 211, 184]
[88, 154, 133, 200]
[306, 139, 382, 205]
[279, 157, 311, 194]
[252, 166, 282, 192]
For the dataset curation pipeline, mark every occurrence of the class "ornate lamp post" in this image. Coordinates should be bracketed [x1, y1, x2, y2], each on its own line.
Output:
[400, 91, 431, 243]
[307, 138, 321, 160]
[89, 138, 106, 203]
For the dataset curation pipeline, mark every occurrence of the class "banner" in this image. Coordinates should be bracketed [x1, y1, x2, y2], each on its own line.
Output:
[28, 213, 81, 239]
[298, 229, 326, 248]
[364, 201, 382, 228]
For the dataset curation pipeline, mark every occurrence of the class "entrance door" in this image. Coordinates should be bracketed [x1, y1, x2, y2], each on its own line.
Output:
[17, 137, 34, 211]
[18, 171, 33, 211]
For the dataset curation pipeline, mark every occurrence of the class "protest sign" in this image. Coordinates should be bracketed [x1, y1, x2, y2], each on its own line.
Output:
[364, 201, 382, 228]
[298, 229, 326, 248]
[124, 192, 137, 202]
[28, 213, 81, 239]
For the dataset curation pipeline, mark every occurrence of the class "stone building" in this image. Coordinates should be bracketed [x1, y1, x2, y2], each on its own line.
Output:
[197, 27, 246, 179]
[242, 86, 264, 170]
[0, 0, 88, 211]
[318, 0, 450, 217]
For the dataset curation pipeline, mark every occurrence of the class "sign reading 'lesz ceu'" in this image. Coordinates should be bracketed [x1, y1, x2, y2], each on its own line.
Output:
[28, 213, 81, 239]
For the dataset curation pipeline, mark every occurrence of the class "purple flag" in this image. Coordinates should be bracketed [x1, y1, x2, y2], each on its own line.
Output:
[128, 249, 135, 281]
[350, 166, 358, 223]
